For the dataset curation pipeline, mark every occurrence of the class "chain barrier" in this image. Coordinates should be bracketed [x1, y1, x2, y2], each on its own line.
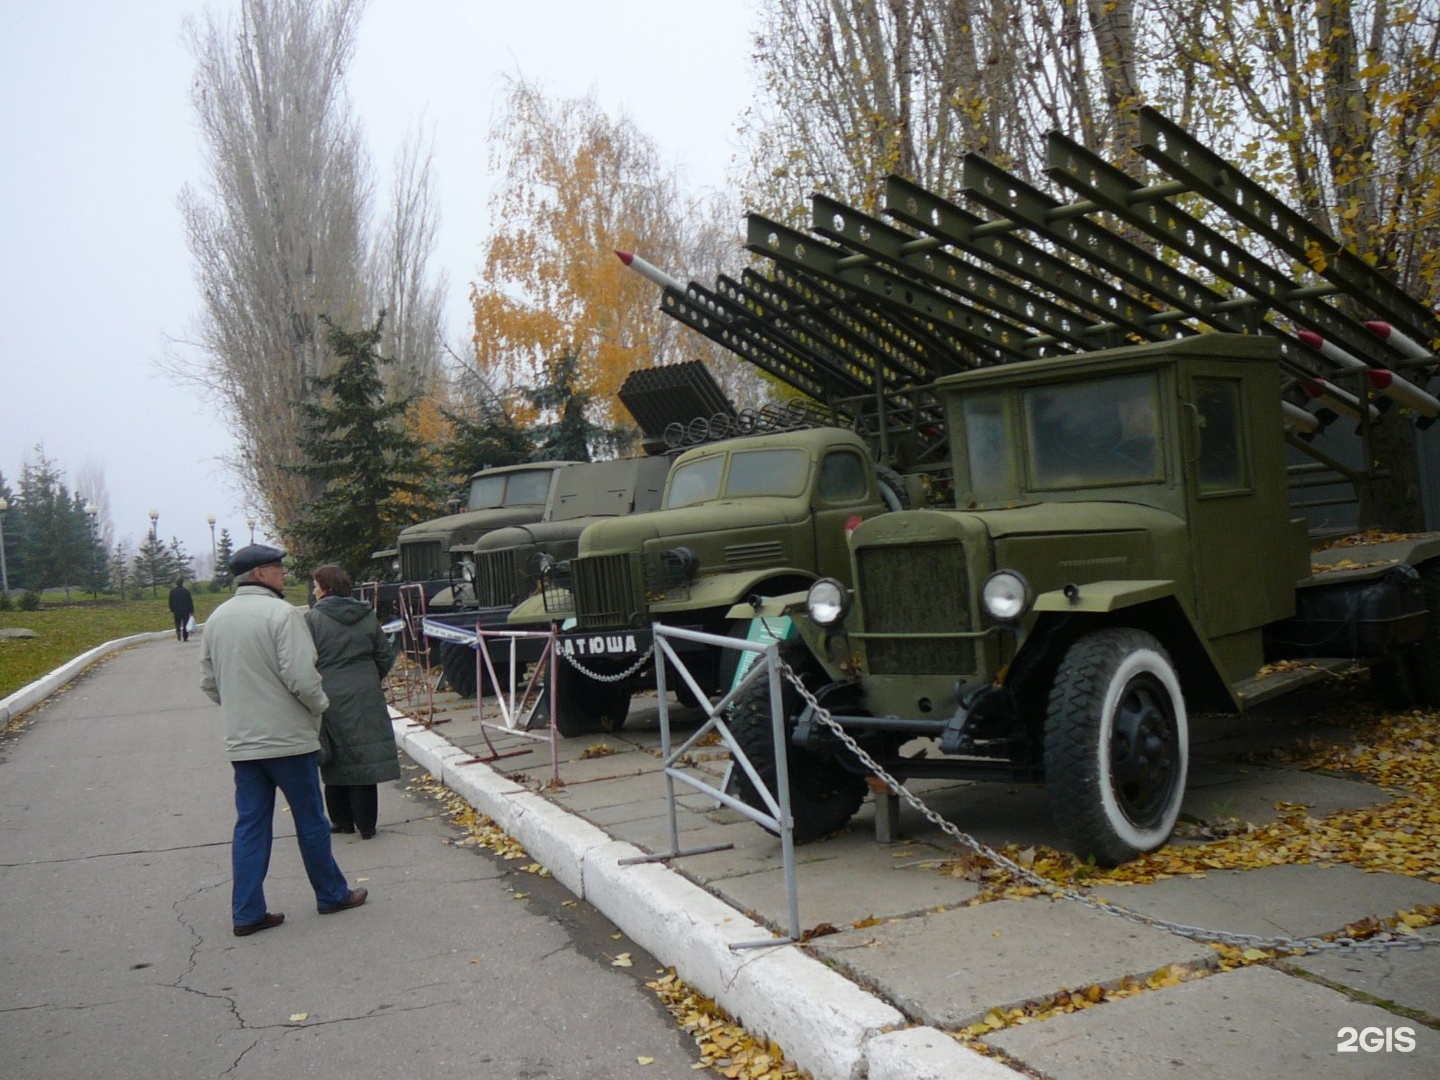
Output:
[778, 661, 1438, 957]
[557, 643, 657, 684]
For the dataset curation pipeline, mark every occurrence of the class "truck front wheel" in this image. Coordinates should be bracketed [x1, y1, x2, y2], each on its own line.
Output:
[727, 669, 867, 843]
[1044, 629, 1188, 867]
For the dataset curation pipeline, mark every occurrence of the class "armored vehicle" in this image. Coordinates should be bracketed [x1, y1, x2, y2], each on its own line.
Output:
[507, 424, 910, 736]
[728, 335, 1440, 859]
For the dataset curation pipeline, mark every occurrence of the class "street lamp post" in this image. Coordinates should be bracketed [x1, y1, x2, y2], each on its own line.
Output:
[85, 503, 99, 598]
[206, 514, 217, 577]
[0, 495, 9, 595]
[148, 509, 160, 597]
[246, 516, 256, 544]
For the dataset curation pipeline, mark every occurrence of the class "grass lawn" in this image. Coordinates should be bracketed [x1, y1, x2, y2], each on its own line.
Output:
[0, 584, 311, 701]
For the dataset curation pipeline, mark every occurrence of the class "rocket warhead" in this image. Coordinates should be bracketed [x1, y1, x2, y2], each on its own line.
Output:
[615, 249, 687, 294]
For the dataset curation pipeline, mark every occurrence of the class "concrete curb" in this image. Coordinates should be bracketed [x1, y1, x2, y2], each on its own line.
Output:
[393, 714, 1017, 1080]
[0, 630, 175, 726]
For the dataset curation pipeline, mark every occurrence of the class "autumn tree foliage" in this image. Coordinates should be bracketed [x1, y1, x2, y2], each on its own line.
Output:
[472, 78, 761, 434]
[177, 0, 446, 535]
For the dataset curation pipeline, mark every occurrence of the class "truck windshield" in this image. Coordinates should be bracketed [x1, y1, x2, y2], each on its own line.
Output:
[1025, 372, 1162, 489]
[665, 448, 810, 508]
[467, 469, 553, 510]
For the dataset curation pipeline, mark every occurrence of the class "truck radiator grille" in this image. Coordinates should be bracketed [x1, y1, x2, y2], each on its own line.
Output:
[573, 554, 637, 629]
[857, 542, 975, 676]
[401, 541, 444, 582]
[474, 549, 519, 608]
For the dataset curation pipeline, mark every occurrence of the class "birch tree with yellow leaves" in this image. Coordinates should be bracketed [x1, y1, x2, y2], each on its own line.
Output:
[472, 78, 759, 438]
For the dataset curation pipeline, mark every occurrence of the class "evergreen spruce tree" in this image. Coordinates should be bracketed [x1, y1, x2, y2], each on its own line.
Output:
[108, 542, 131, 600]
[166, 537, 196, 585]
[435, 398, 534, 499]
[214, 527, 235, 588]
[523, 352, 635, 462]
[133, 532, 170, 597]
[285, 315, 431, 574]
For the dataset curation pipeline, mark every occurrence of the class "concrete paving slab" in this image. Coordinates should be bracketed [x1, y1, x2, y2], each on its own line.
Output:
[987, 964, 1440, 1079]
[1181, 761, 1389, 826]
[705, 841, 984, 930]
[1095, 864, 1440, 941]
[1285, 926, 1440, 1021]
[809, 897, 1213, 1029]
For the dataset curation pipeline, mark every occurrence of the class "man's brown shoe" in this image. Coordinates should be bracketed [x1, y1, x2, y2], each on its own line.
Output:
[318, 888, 367, 914]
[234, 912, 284, 937]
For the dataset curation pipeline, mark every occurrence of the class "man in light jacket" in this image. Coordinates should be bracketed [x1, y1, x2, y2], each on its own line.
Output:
[200, 544, 367, 936]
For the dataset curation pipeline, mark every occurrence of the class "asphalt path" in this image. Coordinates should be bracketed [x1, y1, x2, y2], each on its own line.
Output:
[0, 637, 701, 1079]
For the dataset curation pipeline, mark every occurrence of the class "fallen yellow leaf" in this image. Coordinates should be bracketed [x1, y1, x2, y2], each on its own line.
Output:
[637, 1056, 654, 1065]
[289, 1012, 308, 1022]
[612, 953, 634, 967]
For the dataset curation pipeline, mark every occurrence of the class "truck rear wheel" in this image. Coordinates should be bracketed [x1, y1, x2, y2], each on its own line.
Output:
[1414, 562, 1440, 707]
[727, 667, 867, 843]
[553, 660, 632, 738]
[1044, 628, 1188, 867]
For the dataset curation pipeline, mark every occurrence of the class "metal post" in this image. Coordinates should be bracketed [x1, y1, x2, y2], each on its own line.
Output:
[0, 495, 9, 594]
[147, 509, 159, 597]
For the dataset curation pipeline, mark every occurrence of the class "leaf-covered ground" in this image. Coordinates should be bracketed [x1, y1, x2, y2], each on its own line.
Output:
[941, 686, 1440, 894]
[922, 677, 1440, 1057]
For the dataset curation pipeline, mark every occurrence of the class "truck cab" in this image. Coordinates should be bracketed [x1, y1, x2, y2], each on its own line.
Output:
[510, 425, 905, 735]
[392, 461, 575, 604]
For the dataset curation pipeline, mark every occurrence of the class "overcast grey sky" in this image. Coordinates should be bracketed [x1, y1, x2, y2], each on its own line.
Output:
[0, 0, 755, 571]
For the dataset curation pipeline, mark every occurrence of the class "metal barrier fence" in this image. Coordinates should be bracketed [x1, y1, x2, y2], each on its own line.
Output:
[420, 619, 561, 789]
[625, 622, 802, 948]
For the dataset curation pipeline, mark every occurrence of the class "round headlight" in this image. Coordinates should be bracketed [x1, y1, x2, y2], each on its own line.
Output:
[982, 570, 1031, 622]
[807, 577, 850, 627]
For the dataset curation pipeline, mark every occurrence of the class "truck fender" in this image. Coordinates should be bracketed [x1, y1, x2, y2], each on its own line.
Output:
[1032, 579, 1176, 613]
[652, 568, 814, 615]
[725, 590, 809, 621]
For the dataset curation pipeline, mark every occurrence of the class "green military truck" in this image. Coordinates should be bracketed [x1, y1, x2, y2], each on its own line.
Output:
[507, 423, 913, 736]
[438, 454, 673, 697]
[392, 460, 576, 603]
[725, 335, 1440, 862]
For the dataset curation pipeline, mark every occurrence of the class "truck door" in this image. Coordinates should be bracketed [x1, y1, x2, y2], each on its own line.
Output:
[812, 447, 879, 585]
[1181, 367, 1294, 635]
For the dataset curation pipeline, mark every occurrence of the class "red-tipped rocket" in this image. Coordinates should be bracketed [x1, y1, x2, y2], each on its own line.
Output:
[1295, 329, 1366, 370]
[1364, 367, 1440, 421]
[616, 249, 687, 293]
[1364, 320, 1436, 362]
[1296, 328, 1439, 419]
[1296, 375, 1382, 423]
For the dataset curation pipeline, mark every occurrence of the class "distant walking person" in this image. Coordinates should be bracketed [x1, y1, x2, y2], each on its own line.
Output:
[199, 544, 367, 937]
[168, 578, 195, 641]
[306, 565, 398, 840]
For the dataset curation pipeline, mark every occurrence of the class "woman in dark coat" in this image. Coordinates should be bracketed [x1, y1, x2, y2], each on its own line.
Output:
[305, 565, 398, 839]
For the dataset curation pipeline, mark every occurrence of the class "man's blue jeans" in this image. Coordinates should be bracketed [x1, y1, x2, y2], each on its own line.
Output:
[231, 752, 351, 926]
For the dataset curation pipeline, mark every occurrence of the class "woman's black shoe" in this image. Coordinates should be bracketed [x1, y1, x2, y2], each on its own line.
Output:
[330, 823, 355, 834]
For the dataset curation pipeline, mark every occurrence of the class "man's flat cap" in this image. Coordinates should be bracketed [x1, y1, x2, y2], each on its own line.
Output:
[230, 543, 288, 576]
